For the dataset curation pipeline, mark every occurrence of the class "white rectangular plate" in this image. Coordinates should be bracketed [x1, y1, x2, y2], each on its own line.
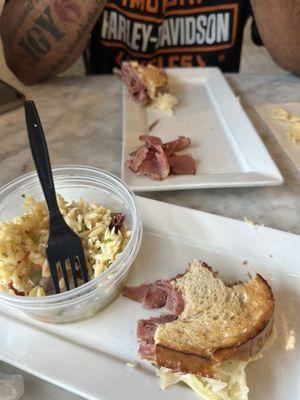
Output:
[0, 196, 299, 400]
[121, 68, 283, 191]
[256, 103, 300, 171]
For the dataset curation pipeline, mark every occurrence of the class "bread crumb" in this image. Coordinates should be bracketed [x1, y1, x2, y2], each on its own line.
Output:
[148, 119, 160, 132]
[243, 217, 255, 226]
[287, 122, 300, 145]
[271, 107, 300, 146]
[272, 107, 291, 122]
[152, 93, 178, 115]
[126, 361, 138, 368]
[243, 217, 264, 228]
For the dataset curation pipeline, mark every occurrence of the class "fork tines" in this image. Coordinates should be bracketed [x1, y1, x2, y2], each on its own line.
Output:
[47, 245, 89, 294]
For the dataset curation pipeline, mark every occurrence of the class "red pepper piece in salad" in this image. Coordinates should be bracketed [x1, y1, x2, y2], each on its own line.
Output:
[8, 281, 25, 296]
[109, 213, 125, 233]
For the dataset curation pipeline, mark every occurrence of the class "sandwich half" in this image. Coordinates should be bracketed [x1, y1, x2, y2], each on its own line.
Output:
[114, 61, 178, 114]
[123, 260, 275, 400]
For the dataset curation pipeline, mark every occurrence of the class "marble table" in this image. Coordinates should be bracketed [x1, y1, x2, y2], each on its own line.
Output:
[0, 73, 299, 400]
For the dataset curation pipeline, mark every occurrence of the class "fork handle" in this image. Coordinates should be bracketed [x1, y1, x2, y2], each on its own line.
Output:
[25, 100, 60, 216]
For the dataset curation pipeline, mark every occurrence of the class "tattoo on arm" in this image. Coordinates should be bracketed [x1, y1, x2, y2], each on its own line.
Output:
[51, 2, 105, 72]
[5, 0, 106, 74]
[19, 6, 65, 62]
[5, 1, 34, 42]
[54, 0, 82, 23]
[36, 6, 65, 40]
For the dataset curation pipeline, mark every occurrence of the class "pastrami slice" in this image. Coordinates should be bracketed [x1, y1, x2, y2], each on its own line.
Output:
[143, 286, 167, 309]
[139, 149, 170, 180]
[114, 62, 150, 106]
[139, 135, 163, 148]
[123, 276, 185, 314]
[168, 154, 196, 175]
[155, 279, 185, 315]
[126, 145, 149, 173]
[162, 136, 191, 156]
[123, 284, 149, 303]
[137, 315, 177, 341]
[137, 315, 178, 360]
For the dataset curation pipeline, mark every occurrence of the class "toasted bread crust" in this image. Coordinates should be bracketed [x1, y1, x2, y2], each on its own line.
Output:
[213, 313, 274, 362]
[156, 344, 217, 378]
[213, 275, 274, 362]
[213, 274, 275, 359]
[154, 273, 275, 377]
[139, 64, 168, 87]
[138, 64, 168, 99]
[156, 315, 274, 378]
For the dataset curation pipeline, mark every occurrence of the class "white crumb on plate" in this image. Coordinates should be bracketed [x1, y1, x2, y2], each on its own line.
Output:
[126, 361, 138, 368]
[272, 107, 300, 146]
[243, 217, 265, 228]
[152, 93, 178, 116]
[243, 217, 255, 226]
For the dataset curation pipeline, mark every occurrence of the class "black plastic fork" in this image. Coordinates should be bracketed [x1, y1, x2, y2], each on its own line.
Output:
[25, 100, 89, 294]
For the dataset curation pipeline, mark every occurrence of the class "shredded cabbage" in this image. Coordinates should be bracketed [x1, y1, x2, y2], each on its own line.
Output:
[157, 328, 277, 400]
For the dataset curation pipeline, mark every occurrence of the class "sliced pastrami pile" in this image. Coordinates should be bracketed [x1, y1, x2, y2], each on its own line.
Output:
[123, 276, 184, 314]
[126, 135, 196, 180]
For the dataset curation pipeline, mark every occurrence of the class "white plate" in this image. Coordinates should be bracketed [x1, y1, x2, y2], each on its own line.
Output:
[121, 68, 283, 191]
[256, 103, 300, 171]
[0, 196, 299, 400]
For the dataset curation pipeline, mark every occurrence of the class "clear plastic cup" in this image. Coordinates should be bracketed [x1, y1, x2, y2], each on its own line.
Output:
[0, 166, 142, 323]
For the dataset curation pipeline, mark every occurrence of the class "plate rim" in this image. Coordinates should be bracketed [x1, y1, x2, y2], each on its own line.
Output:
[121, 67, 283, 191]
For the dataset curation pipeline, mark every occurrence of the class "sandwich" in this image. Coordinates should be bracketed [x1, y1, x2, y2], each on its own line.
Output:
[123, 260, 275, 400]
[114, 61, 178, 114]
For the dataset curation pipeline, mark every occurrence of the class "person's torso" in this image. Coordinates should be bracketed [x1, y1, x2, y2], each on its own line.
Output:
[86, 0, 251, 73]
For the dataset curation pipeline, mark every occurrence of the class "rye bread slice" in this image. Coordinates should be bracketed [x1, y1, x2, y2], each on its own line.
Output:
[147, 260, 275, 377]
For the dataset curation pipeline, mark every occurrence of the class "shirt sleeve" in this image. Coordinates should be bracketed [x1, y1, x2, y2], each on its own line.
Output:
[243, 1, 263, 47]
[251, 17, 263, 46]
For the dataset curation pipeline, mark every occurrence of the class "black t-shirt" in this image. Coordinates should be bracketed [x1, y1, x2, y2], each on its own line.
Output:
[85, 0, 259, 74]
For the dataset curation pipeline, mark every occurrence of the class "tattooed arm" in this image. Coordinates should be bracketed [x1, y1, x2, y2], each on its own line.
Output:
[0, 0, 106, 84]
[251, 0, 300, 76]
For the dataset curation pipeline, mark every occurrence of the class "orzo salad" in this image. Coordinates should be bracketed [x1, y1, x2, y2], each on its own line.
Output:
[0, 195, 131, 296]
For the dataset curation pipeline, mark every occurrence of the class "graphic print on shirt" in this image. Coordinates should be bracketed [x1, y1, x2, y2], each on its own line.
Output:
[98, 0, 244, 69]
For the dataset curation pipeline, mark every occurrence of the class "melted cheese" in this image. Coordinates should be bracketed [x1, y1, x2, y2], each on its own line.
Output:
[152, 93, 178, 115]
